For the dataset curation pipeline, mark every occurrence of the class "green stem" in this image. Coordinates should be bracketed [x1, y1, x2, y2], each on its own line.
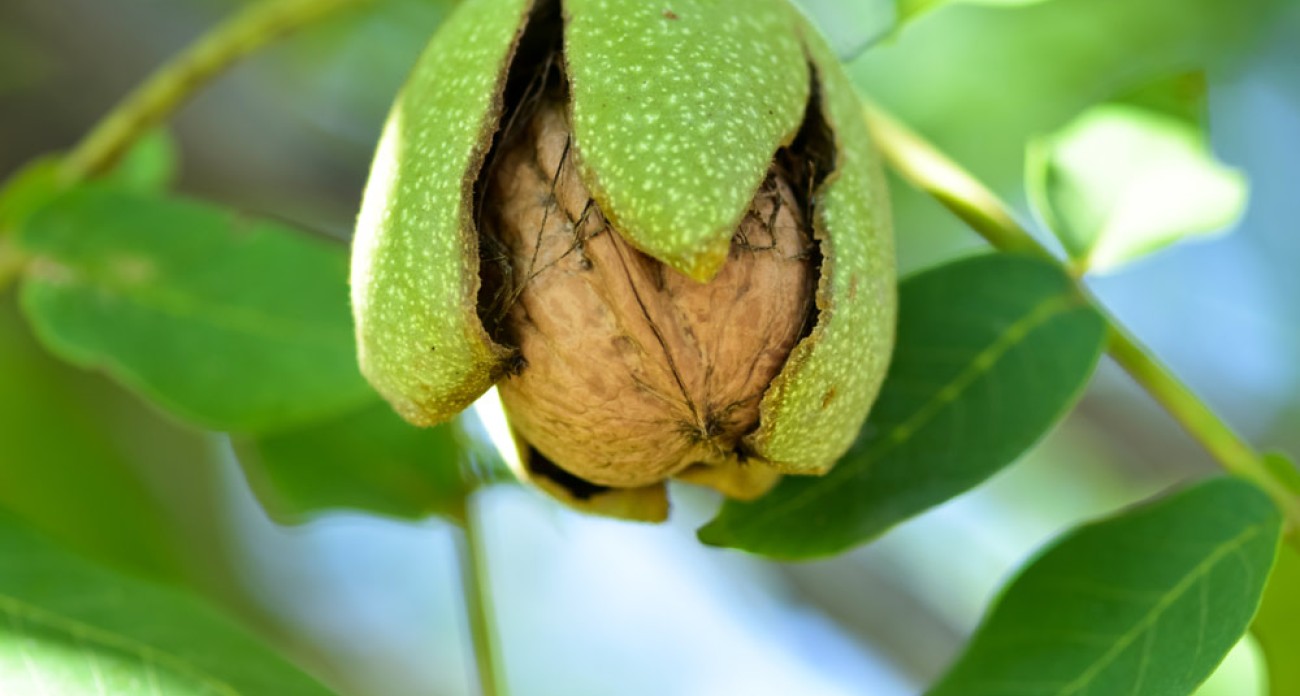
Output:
[456, 495, 506, 696]
[59, 0, 372, 183]
[1105, 325, 1300, 524]
[862, 101, 1300, 533]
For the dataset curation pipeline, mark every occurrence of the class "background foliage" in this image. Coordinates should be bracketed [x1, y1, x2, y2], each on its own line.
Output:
[1, 0, 1298, 694]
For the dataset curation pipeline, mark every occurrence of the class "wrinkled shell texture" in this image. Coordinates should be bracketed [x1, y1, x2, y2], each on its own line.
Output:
[485, 100, 813, 490]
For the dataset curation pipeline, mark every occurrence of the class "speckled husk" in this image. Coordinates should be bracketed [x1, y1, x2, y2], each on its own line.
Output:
[484, 98, 807, 496]
[350, 0, 897, 520]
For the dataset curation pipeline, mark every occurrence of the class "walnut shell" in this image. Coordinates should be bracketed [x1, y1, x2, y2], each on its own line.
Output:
[482, 99, 810, 498]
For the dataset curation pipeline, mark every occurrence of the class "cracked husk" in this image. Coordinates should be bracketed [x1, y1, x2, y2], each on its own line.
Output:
[480, 98, 816, 499]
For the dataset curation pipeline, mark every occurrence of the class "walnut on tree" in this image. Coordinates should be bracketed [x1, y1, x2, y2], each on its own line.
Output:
[350, 0, 896, 521]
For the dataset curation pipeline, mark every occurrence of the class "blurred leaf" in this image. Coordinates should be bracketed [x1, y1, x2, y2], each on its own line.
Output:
[0, 300, 182, 579]
[1027, 103, 1248, 274]
[929, 477, 1282, 696]
[1253, 542, 1300, 696]
[0, 157, 64, 235]
[1, 134, 177, 235]
[699, 254, 1106, 558]
[109, 129, 179, 193]
[1111, 71, 1209, 128]
[263, 0, 454, 143]
[15, 186, 373, 434]
[236, 401, 472, 523]
[851, 0, 1286, 271]
[0, 512, 335, 695]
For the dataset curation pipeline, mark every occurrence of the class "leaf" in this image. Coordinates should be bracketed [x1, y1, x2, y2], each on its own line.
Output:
[564, 0, 811, 280]
[1110, 71, 1209, 129]
[699, 253, 1106, 558]
[928, 477, 1283, 696]
[1252, 541, 1300, 696]
[0, 157, 64, 235]
[0, 299, 183, 579]
[108, 129, 179, 193]
[0, 513, 335, 695]
[235, 401, 473, 523]
[15, 186, 373, 434]
[1, 136, 178, 236]
[1026, 103, 1248, 274]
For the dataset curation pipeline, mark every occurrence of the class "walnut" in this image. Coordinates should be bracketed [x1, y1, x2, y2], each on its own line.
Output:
[480, 99, 815, 498]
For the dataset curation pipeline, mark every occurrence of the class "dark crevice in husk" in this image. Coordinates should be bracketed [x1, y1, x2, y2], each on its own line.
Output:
[474, 0, 565, 351]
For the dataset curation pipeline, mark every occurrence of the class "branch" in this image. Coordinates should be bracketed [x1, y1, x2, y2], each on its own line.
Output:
[456, 495, 507, 696]
[60, 0, 373, 183]
[861, 100, 1300, 534]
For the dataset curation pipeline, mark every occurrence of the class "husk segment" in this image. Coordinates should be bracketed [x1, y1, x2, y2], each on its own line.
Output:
[562, 0, 812, 281]
[744, 16, 897, 474]
[350, 0, 532, 426]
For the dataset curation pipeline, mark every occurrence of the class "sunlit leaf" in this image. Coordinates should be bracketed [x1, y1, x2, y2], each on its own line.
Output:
[0, 513, 335, 695]
[898, 0, 1055, 25]
[236, 401, 473, 523]
[928, 477, 1282, 696]
[16, 186, 373, 434]
[699, 254, 1106, 558]
[1252, 541, 1300, 696]
[1027, 103, 1248, 274]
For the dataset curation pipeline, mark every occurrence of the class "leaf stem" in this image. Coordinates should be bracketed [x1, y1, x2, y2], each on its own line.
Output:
[862, 101, 1300, 532]
[59, 0, 372, 183]
[456, 495, 506, 696]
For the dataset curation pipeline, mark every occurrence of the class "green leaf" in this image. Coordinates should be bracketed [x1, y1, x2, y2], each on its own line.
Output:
[1027, 103, 1248, 274]
[0, 513, 335, 695]
[564, 0, 811, 280]
[928, 477, 1283, 696]
[236, 401, 472, 522]
[1110, 71, 1209, 128]
[0, 157, 64, 235]
[0, 300, 183, 579]
[699, 254, 1106, 558]
[1, 136, 178, 237]
[16, 186, 373, 434]
[108, 129, 179, 193]
[1253, 542, 1300, 696]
